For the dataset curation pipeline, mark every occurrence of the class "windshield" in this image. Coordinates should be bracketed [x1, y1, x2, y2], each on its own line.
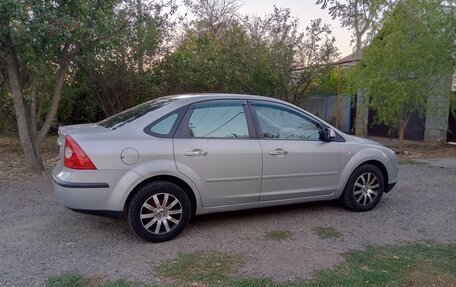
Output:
[98, 96, 176, 130]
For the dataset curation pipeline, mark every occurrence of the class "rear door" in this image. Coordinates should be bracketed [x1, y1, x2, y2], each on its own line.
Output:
[249, 100, 341, 201]
[173, 99, 262, 207]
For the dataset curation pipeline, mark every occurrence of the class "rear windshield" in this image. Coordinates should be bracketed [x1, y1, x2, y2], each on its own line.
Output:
[98, 97, 176, 130]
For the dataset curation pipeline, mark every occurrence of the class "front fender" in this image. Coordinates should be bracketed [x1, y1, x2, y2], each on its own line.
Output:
[333, 147, 391, 199]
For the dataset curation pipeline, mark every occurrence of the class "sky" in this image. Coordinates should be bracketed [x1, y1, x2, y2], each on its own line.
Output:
[237, 0, 353, 58]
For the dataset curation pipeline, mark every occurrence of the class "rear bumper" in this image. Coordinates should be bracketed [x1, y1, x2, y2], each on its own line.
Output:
[52, 165, 123, 217]
[52, 175, 110, 189]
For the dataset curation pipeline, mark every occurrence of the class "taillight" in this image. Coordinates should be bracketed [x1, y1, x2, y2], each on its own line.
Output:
[63, 135, 97, 170]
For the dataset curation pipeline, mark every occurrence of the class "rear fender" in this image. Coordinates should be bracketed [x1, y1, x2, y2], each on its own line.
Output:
[109, 160, 202, 212]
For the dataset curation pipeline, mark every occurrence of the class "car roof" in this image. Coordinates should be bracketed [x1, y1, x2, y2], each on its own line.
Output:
[168, 93, 289, 105]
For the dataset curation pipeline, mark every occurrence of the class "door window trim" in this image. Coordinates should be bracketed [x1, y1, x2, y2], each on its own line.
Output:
[174, 99, 256, 139]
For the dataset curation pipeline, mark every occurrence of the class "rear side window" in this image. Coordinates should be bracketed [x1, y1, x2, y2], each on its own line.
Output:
[98, 97, 176, 130]
[185, 101, 250, 138]
[149, 113, 178, 135]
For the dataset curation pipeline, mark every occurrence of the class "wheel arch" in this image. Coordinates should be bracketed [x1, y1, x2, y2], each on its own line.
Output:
[343, 160, 389, 190]
[335, 148, 391, 199]
[359, 160, 388, 186]
[124, 175, 198, 216]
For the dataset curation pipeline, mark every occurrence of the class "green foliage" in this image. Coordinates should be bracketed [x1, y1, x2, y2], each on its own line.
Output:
[153, 242, 456, 287]
[47, 273, 148, 287]
[156, 251, 243, 286]
[46, 243, 456, 287]
[0, 0, 131, 145]
[312, 226, 343, 239]
[355, 0, 455, 136]
[0, 85, 16, 135]
[1, 0, 338, 134]
[0, 0, 120, 91]
[56, 0, 172, 123]
[451, 91, 456, 117]
[158, 7, 338, 105]
[158, 26, 277, 97]
[305, 242, 456, 287]
[47, 273, 89, 287]
[314, 66, 356, 95]
[265, 230, 293, 241]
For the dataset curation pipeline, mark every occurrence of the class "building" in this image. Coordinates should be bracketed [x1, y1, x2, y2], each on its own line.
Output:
[333, 53, 455, 143]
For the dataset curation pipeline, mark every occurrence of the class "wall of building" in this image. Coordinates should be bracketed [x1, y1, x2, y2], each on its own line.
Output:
[424, 75, 452, 142]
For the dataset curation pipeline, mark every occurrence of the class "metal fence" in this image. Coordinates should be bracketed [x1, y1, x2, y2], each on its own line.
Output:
[300, 94, 352, 133]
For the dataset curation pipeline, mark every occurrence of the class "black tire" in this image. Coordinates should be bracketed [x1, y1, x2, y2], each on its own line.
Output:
[128, 181, 191, 242]
[341, 164, 385, 212]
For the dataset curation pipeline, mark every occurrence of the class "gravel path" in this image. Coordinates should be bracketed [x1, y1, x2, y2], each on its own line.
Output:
[0, 162, 455, 286]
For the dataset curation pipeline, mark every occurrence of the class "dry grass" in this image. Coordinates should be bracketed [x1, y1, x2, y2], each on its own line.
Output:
[366, 136, 456, 160]
[0, 136, 59, 183]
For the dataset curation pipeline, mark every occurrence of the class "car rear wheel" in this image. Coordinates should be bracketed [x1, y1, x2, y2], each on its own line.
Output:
[128, 181, 191, 242]
[341, 164, 384, 212]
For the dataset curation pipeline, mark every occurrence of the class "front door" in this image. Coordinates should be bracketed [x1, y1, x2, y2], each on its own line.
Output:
[174, 99, 262, 207]
[249, 100, 341, 201]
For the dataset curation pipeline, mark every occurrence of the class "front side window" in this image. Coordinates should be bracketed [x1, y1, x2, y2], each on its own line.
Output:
[252, 101, 323, 141]
[187, 101, 249, 138]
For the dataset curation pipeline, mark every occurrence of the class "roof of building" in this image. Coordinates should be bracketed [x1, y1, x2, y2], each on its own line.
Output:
[334, 52, 361, 67]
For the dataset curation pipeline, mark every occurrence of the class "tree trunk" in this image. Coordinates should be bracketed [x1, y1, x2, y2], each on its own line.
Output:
[3, 43, 71, 173]
[355, 33, 362, 57]
[398, 117, 410, 153]
[36, 58, 71, 144]
[4, 53, 44, 172]
[136, 0, 144, 74]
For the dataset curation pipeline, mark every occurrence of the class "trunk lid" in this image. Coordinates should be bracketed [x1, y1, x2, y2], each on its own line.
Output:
[57, 124, 110, 160]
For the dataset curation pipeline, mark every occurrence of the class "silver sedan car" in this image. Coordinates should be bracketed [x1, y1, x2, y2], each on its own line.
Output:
[52, 94, 398, 242]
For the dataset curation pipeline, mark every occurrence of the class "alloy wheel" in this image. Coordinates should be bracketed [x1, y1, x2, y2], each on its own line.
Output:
[353, 172, 380, 205]
[140, 193, 182, 234]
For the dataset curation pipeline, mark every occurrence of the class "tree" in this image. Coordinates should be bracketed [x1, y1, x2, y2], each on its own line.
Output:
[355, 0, 455, 149]
[316, 0, 390, 54]
[158, 24, 274, 95]
[65, 0, 175, 118]
[240, 7, 339, 104]
[183, 0, 242, 34]
[162, 4, 338, 104]
[0, 1, 132, 172]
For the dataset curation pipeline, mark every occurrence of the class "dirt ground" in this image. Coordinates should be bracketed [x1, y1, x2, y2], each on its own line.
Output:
[368, 136, 456, 160]
[0, 136, 59, 183]
[0, 135, 455, 286]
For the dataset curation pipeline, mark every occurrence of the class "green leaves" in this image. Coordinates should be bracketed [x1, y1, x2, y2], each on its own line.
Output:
[159, 5, 338, 103]
[355, 0, 455, 132]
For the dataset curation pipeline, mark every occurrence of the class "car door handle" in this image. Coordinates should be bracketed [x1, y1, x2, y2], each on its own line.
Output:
[268, 148, 288, 156]
[184, 149, 208, 156]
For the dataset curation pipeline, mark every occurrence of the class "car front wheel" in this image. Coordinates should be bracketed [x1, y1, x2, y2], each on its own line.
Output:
[341, 164, 385, 212]
[128, 181, 191, 242]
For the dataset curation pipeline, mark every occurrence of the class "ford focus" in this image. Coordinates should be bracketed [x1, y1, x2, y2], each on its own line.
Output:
[52, 94, 398, 242]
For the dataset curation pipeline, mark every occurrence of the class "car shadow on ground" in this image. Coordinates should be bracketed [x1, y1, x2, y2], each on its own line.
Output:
[190, 200, 342, 225]
[54, 200, 343, 242]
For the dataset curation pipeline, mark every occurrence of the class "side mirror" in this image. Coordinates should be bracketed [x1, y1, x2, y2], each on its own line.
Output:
[325, 128, 336, 142]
